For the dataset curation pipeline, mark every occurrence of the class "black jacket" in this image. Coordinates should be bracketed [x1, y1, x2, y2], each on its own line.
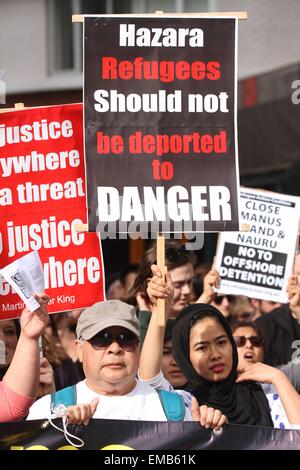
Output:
[255, 305, 300, 366]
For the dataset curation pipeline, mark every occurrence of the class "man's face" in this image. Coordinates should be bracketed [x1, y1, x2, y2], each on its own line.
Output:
[170, 263, 194, 317]
[76, 326, 140, 395]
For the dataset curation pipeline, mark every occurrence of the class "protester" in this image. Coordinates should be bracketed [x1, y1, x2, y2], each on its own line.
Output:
[120, 263, 139, 298]
[0, 318, 56, 398]
[232, 321, 300, 428]
[0, 294, 50, 422]
[133, 240, 197, 318]
[27, 299, 226, 429]
[106, 273, 126, 300]
[255, 264, 300, 366]
[189, 262, 211, 302]
[46, 312, 84, 389]
[0, 314, 83, 393]
[229, 296, 255, 322]
[51, 310, 83, 363]
[140, 265, 297, 427]
[250, 298, 282, 319]
[161, 319, 188, 389]
[194, 267, 234, 318]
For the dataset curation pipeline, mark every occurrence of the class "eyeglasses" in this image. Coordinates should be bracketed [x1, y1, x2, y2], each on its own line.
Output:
[88, 330, 139, 352]
[166, 246, 187, 262]
[233, 335, 264, 348]
[214, 295, 234, 305]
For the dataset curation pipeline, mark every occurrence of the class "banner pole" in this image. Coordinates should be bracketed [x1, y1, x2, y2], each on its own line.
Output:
[156, 234, 165, 326]
[72, 12, 248, 22]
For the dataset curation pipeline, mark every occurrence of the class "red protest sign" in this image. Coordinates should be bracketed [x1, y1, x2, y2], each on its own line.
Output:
[0, 103, 85, 215]
[0, 104, 105, 319]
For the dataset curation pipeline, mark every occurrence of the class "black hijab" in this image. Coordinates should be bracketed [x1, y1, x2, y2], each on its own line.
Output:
[172, 303, 273, 426]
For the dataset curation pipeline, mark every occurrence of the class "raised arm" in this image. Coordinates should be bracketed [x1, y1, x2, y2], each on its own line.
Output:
[3, 293, 49, 399]
[195, 268, 220, 304]
[288, 274, 300, 322]
[139, 264, 174, 380]
[237, 362, 300, 425]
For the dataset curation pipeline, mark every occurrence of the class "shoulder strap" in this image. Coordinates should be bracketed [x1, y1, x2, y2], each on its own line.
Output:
[51, 385, 77, 411]
[157, 390, 185, 422]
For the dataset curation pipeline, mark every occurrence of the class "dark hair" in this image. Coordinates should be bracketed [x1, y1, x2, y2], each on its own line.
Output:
[105, 271, 122, 291]
[189, 309, 220, 329]
[164, 319, 176, 343]
[132, 240, 197, 300]
[191, 276, 204, 300]
[13, 319, 21, 338]
[231, 320, 266, 355]
[120, 264, 140, 286]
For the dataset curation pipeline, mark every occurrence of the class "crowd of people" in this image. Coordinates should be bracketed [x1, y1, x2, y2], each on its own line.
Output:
[1, 239, 300, 436]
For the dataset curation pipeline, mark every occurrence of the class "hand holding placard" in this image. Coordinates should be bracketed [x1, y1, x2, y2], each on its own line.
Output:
[0, 251, 44, 311]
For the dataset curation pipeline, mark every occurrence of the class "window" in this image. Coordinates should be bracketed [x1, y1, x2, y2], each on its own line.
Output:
[49, 0, 74, 72]
[48, 0, 209, 74]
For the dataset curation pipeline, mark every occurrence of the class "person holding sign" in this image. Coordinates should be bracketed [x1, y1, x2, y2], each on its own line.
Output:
[26, 299, 226, 429]
[0, 296, 100, 425]
[140, 266, 278, 427]
[0, 293, 49, 422]
[0, 318, 56, 398]
[132, 241, 197, 346]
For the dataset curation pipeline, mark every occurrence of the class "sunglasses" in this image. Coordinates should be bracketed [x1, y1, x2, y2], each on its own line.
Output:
[233, 335, 264, 348]
[88, 330, 139, 352]
[214, 295, 234, 305]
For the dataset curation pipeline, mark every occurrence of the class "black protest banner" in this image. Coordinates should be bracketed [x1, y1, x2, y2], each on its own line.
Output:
[1, 419, 300, 450]
[84, 16, 240, 233]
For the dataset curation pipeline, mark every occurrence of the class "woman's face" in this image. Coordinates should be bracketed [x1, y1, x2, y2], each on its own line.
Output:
[0, 320, 18, 366]
[189, 317, 233, 381]
[233, 326, 264, 373]
[162, 339, 187, 389]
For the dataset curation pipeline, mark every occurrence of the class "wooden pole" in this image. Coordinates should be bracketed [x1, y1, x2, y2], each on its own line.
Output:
[14, 103, 25, 109]
[156, 234, 165, 327]
[73, 12, 247, 22]
[74, 223, 88, 232]
[0, 103, 26, 113]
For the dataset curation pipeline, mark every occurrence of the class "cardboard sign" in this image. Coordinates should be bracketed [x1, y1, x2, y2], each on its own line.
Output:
[214, 188, 300, 302]
[0, 104, 105, 319]
[84, 16, 240, 233]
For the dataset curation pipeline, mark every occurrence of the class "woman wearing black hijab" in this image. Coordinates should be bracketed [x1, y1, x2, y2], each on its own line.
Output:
[172, 303, 273, 426]
[141, 265, 300, 428]
[142, 264, 300, 428]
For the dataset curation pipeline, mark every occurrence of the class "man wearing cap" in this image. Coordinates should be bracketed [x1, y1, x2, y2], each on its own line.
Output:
[27, 299, 191, 421]
[27, 299, 227, 427]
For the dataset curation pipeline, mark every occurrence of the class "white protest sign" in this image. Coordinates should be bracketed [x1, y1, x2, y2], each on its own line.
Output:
[0, 251, 44, 312]
[214, 188, 300, 302]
